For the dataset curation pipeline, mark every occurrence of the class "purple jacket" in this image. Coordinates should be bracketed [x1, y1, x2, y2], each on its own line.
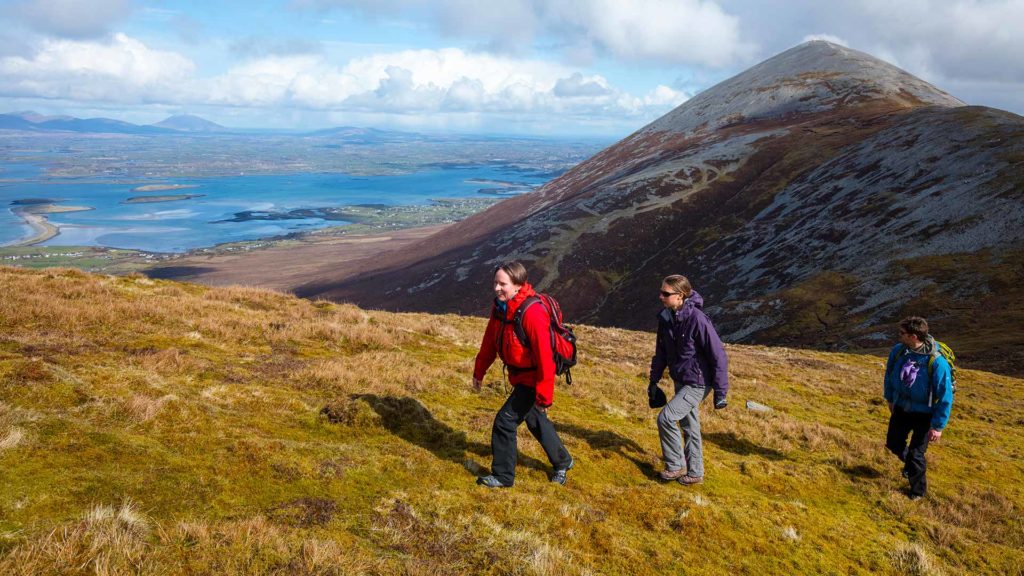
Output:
[649, 291, 729, 401]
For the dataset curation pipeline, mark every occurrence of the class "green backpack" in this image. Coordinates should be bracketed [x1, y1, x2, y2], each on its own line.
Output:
[929, 340, 957, 394]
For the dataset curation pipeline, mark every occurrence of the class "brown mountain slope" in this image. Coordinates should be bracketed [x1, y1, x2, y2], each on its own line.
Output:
[296, 41, 1024, 374]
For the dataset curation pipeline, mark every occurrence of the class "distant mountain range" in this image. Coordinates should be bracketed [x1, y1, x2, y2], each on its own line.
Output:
[0, 111, 416, 140]
[0, 111, 225, 134]
[295, 41, 1024, 374]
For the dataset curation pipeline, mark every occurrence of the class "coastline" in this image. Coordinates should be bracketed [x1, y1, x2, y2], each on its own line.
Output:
[6, 204, 93, 247]
[0, 196, 500, 283]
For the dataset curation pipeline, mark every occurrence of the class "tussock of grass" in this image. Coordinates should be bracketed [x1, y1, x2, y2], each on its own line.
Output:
[889, 542, 940, 576]
[1, 265, 1022, 574]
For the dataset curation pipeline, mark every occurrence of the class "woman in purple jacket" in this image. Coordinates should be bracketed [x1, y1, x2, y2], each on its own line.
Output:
[649, 274, 729, 485]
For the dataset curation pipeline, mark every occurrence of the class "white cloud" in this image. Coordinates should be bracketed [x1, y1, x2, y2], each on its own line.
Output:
[0, 33, 194, 102]
[293, 0, 754, 68]
[6, 0, 131, 39]
[644, 85, 690, 108]
[855, 0, 1024, 83]
[344, 65, 444, 112]
[441, 77, 486, 111]
[549, 0, 754, 68]
[0, 32, 682, 130]
[726, 0, 1024, 94]
[554, 73, 613, 98]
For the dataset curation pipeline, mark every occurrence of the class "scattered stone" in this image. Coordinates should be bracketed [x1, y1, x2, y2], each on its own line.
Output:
[746, 400, 774, 413]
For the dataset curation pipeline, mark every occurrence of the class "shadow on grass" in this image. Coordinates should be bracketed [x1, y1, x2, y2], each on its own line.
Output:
[703, 431, 787, 461]
[352, 394, 547, 474]
[836, 463, 884, 480]
[557, 422, 659, 479]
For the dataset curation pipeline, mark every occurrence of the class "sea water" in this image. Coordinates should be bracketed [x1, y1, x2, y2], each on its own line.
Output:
[0, 164, 547, 253]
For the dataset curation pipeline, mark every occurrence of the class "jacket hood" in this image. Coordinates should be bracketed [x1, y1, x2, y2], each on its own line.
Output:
[922, 334, 937, 356]
[904, 334, 936, 356]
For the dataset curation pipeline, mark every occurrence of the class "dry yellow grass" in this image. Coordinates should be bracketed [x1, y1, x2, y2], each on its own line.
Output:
[0, 265, 1022, 575]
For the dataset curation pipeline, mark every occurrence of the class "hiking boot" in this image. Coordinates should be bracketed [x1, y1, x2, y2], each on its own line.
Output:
[551, 457, 575, 485]
[908, 493, 924, 501]
[677, 475, 704, 486]
[659, 468, 687, 481]
[476, 475, 511, 488]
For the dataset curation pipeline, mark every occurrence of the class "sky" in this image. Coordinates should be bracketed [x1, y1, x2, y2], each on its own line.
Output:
[0, 0, 1022, 137]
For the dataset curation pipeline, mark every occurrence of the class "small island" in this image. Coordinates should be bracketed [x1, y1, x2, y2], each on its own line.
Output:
[131, 184, 201, 193]
[124, 193, 206, 204]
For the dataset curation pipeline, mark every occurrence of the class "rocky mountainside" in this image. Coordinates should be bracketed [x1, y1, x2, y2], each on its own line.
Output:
[297, 41, 1024, 373]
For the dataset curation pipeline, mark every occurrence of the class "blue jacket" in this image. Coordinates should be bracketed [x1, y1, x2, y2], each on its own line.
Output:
[649, 291, 729, 402]
[883, 338, 953, 430]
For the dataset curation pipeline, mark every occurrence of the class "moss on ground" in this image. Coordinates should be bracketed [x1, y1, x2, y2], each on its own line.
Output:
[0, 265, 1021, 575]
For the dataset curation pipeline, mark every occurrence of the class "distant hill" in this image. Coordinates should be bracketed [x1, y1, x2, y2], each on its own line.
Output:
[0, 114, 36, 131]
[151, 114, 226, 133]
[36, 117, 173, 135]
[0, 111, 226, 135]
[0, 110, 413, 139]
[0, 111, 174, 135]
[1, 265, 1021, 573]
[307, 125, 423, 144]
[7, 111, 75, 123]
[296, 41, 1024, 376]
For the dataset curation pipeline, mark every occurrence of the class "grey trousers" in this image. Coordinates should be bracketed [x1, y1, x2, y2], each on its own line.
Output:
[657, 384, 712, 476]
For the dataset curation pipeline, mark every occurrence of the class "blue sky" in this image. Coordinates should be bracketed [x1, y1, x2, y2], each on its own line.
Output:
[1, 0, 1022, 137]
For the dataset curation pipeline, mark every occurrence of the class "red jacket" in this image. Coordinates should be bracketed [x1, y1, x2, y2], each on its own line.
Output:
[474, 283, 556, 407]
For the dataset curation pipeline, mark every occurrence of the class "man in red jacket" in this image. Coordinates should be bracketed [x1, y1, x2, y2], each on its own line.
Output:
[473, 261, 573, 487]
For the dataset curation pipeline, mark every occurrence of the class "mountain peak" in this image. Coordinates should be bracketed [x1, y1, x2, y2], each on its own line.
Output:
[644, 40, 965, 136]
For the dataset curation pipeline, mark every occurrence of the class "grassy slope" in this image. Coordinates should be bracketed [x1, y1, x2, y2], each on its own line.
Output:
[0, 266, 1021, 575]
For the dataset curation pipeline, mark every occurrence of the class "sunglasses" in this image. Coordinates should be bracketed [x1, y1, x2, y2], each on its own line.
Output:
[659, 290, 680, 298]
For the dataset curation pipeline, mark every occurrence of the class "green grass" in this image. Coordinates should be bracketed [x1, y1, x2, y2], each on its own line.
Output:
[0, 266, 1022, 575]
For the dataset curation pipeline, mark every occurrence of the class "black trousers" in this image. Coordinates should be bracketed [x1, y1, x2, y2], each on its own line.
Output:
[886, 406, 932, 497]
[490, 384, 571, 485]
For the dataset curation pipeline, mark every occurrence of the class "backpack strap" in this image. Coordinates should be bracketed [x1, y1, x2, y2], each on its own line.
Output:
[511, 296, 542, 349]
[494, 296, 541, 372]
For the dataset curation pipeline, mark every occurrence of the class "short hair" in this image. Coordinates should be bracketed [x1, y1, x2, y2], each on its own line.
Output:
[662, 274, 693, 297]
[899, 316, 929, 341]
[494, 260, 528, 286]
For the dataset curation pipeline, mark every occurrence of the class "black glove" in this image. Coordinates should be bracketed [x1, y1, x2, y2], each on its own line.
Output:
[648, 383, 667, 409]
[714, 394, 728, 410]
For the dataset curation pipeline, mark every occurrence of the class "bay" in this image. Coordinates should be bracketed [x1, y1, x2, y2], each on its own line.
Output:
[0, 164, 545, 253]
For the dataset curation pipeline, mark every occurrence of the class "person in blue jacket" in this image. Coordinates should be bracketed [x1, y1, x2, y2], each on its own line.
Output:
[883, 316, 953, 500]
[649, 274, 729, 485]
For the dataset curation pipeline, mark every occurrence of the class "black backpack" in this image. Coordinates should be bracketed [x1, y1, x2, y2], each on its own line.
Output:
[494, 294, 578, 384]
